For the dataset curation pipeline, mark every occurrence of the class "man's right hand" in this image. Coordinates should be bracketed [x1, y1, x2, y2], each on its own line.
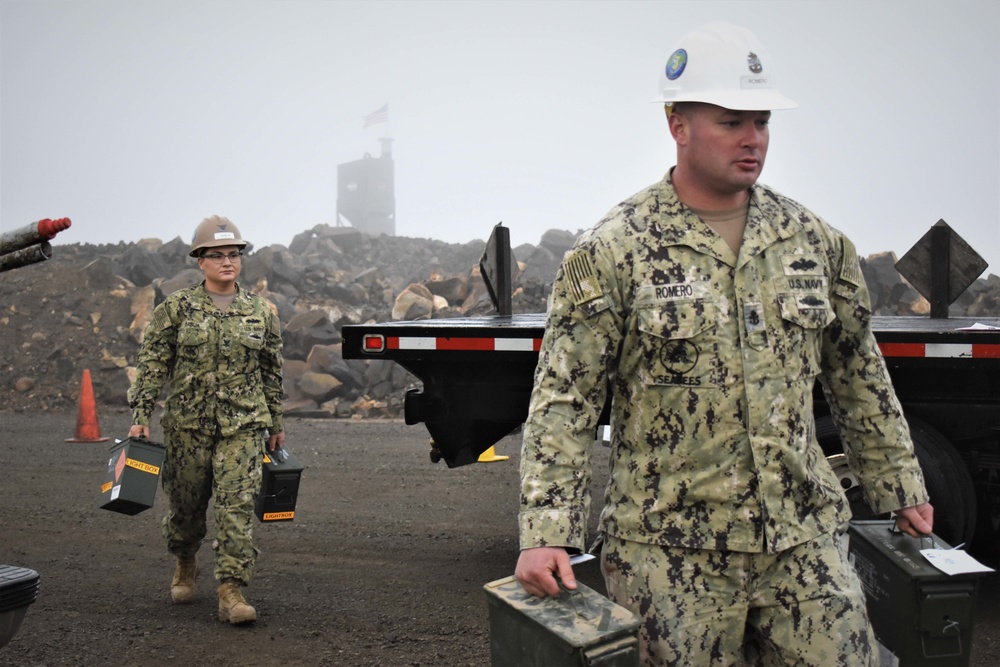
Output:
[128, 424, 150, 439]
[515, 546, 576, 597]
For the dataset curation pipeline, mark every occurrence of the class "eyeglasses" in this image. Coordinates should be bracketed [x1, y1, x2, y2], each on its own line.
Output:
[201, 251, 243, 264]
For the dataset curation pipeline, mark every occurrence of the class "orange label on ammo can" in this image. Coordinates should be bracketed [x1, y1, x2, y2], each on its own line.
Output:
[125, 458, 160, 475]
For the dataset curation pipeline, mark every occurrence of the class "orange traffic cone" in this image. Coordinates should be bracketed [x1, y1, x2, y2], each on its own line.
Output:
[66, 369, 109, 443]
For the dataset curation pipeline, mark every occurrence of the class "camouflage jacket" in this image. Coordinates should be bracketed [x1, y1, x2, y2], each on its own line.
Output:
[128, 282, 284, 437]
[519, 174, 928, 554]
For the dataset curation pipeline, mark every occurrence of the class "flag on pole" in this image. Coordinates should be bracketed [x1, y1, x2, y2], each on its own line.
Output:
[363, 103, 389, 128]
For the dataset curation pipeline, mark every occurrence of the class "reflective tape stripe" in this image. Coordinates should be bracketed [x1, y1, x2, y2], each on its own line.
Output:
[973, 343, 1000, 358]
[879, 342, 1000, 358]
[382, 336, 541, 352]
[372, 337, 999, 357]
[394, 337, 435, 350]
[496, 338, 538, 352]
[926, 343, 972, 358]
[878, 342, 924, 357]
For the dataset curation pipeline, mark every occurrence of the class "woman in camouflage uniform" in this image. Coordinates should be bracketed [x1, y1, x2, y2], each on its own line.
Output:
[128, 215, 284, 625]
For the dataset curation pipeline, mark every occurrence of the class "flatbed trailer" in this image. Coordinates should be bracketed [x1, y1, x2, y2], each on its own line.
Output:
[343, 312, 1000, 548]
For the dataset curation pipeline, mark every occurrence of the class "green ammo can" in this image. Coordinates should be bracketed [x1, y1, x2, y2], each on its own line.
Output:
[255, 446, 304, 522]
[98, 437, 165, 515]
[848, 520, 987, 667]
[483, 575, 642, 666]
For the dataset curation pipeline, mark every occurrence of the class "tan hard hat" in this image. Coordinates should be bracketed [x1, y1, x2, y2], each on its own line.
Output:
[189, 215, 248, 257]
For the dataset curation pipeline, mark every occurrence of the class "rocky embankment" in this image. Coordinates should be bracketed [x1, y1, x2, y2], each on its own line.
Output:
[1, 223, 998, 422]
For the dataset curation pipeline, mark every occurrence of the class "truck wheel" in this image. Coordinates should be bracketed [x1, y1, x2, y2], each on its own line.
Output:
[817, 414, 977, 547]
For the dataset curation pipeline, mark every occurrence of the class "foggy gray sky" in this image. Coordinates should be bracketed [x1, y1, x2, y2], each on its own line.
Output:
[2, 0, 998, 276]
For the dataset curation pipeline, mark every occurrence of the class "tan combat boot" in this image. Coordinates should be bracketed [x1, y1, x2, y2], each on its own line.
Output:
[170, 555, 198, 604]
[218, 579, 257, 624]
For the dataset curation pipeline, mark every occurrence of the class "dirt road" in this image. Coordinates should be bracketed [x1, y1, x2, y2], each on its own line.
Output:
[2, 410, 998, 666]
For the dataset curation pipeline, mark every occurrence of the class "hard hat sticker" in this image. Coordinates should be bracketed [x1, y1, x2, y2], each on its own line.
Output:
[665, 49, 687, 80]
[213, 232, 236, 240]
[747, 52, 763, 74]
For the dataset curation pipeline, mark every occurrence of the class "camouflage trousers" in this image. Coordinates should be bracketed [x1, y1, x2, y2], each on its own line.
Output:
[161, 427, 264, 584]
[601, 530, 877, 666]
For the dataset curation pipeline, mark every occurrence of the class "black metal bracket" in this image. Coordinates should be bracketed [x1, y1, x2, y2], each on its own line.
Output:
[479, 222, 513, 316]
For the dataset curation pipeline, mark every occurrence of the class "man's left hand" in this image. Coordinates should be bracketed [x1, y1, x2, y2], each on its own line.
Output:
[894, 502, 934, 537]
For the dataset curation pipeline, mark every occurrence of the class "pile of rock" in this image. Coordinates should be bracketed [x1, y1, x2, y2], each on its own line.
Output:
[0, 223, 997, 421]
[0, 224, 571, 418]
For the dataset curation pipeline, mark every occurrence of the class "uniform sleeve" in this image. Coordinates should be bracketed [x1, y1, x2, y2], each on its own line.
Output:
[519, 241, 623, 551]
[260, 307, 285, 434]
[817, 234, 928, 513]
[127, 302, 177, 427]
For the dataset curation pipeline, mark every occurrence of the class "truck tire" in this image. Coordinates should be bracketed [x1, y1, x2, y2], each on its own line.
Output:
[817, 413, 978, 547]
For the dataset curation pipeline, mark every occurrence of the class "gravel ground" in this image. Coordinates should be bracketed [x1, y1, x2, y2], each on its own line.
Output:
[1, 410, 997, 666]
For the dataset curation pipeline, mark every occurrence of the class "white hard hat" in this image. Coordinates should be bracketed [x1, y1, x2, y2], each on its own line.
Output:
[653, 22, 797, 111]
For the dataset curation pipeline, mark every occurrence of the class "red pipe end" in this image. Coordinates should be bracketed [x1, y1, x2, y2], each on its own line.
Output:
[37, 217, 72, 240]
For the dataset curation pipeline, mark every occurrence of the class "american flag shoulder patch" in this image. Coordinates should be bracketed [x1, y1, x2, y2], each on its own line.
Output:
[838, 236, 863, 290]
[564, 251, 603, 306]
[151, 306, 172, 332]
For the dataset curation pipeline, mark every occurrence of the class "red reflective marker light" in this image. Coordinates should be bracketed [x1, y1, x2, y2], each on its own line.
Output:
[362, 334, 385, 353]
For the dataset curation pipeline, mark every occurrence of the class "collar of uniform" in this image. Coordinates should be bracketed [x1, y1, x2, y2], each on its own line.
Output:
[193, 281, 254, 314]
[737, 185, 806, 268]
[650, 173, 731, 257]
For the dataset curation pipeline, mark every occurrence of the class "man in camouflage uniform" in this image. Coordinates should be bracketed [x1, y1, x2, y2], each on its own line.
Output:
[516, 22, 933, 665]
[128, 215, 284, 625]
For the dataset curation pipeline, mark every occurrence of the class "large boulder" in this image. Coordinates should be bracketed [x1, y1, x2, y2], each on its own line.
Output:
[245, 245, 301, 288]
[315, 224, 364, 251]
[426, 273, 469, 305]
[539, 229, 576, 257]
[156, 268, 204, 300]
[306, 343, 363, 390]
[281, 359, 310, 401]
[298, 371, 343, 402]
[129, 284, 157, 343]
[283, 309, 341, 360]
[392, 284, 434, 321]
[119, 246, 171, 287]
